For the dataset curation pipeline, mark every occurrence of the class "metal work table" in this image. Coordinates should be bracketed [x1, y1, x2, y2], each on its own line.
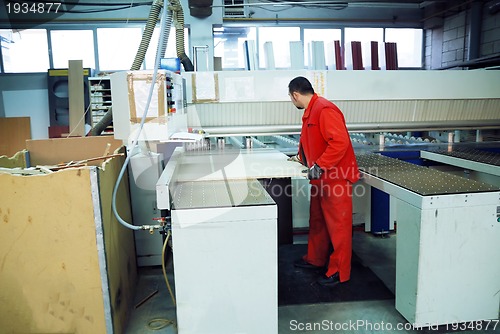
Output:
[356, 152, 500, 327]
[425, 147, 500, 166]
[420, 147, 500, 179]
[357, 153, 499, 195]
[172, 148, 306, 182]
[171, 179, 275, 210]
[156, 148, 305, 334]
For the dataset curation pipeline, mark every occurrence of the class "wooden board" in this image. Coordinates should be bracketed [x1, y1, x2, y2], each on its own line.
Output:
[98, 147, 137, 334]
[0, 145, 136, 333]
[68, 60, 85, 137]
[26, 136, 123, 166]
[0, 168, 106, 333]
[0, 117, 31, 157]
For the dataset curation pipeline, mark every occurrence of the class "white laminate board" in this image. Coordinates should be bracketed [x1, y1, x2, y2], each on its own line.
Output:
[174, 149, 307, 182]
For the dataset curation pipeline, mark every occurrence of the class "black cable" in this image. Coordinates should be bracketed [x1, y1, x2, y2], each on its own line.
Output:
[7, 0, 153, 6]
[6, 0, 153, 13]
[256, 0, 347, 9]
[58, 6, 142, 14]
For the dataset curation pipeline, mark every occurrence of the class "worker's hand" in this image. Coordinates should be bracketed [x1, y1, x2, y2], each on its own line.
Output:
[287, 154, 300, 163]
[308, 163, 324, 180]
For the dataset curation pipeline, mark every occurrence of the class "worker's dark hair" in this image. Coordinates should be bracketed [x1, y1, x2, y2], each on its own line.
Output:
[288, 76, 314, 95]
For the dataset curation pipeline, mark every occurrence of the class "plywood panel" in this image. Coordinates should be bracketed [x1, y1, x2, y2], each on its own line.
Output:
[0, 142, 136, 333]
[0, 117, 31, 157]
[26, 136, 123, 166]
[68, 60, 85, 137]
[0, 168, 106, 333]
[99, 148, 137, 334]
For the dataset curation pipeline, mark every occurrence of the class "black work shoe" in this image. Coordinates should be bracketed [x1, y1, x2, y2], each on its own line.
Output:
[294, 258, 324, 270]
[317, 272, 341, 287]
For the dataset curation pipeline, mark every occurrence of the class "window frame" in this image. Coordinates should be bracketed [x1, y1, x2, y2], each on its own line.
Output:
[0, 21, 424, 74]
[214, 22, 424, 71]
[0, 22, 191, 74]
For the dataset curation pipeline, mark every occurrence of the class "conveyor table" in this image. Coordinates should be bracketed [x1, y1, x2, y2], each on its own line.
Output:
[357, 153, 500, 327]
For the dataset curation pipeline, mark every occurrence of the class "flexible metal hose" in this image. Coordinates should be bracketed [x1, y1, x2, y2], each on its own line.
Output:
[171, 0, 194, 71]
[131, 0, 163, 71]
[91, 0, 166, 135]
[112, 0, 172, 231]
[158, 9, 173, 61]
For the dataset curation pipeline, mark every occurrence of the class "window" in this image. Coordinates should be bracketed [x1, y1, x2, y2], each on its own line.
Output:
[258, 27, 300, 69]
[214, 26, 256, 69]
[97, 27, 142, 71]
[304, 28, 342, 67]
[144, 27, 189, 69]
[385, 28, 423, 68]
[344, 28, 383, 69]
[51, 30, 95, 69]
[0, 29, 49, 73]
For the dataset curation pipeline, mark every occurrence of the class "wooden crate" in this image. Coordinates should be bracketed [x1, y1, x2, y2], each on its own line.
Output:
[0, 136, 137, 333]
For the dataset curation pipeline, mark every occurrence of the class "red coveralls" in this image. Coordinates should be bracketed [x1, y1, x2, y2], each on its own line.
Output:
[298, 93, 359, 282]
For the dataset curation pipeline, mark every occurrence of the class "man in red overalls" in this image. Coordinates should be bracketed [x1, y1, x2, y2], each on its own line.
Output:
[288, 76, 359, 286]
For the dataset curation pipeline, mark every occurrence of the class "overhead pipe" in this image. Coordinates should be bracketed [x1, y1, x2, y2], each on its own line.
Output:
[171, 0, 194, 71]
[91, 0, 165, 136]
[91, 0, 190, 136]
[158, 10, 173, 60]
[467, 0, 483, 61]
[131, 0, 164, 71]
[188, 0, 213, 18]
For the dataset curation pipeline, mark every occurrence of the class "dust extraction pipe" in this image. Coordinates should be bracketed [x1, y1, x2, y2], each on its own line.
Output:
[91, 0, 194, 136]
[131, 0, 164, 71]
[91, 0, 163, 136]
[171, 0, 194, 71]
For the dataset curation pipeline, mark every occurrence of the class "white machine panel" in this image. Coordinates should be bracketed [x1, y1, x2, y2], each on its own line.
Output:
[156, 148, 306, 210]
[171, 180, 277, 334]
[395, 194, 500, 327]
[357, 153, 500, 326]
[110, 70, 187, 142]
[128, 152, 164, 266]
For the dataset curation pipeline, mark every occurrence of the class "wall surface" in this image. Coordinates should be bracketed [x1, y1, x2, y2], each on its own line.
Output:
[481, 0, 500, 56]
[425, 0, 500, 69]
[0, 73, 49, 139]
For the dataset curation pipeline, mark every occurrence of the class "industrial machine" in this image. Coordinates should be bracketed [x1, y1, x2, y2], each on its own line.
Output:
[109, 68, 500, 331]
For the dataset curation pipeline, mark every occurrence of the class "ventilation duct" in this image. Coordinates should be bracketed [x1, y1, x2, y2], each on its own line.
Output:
[188, 0, 213, 17]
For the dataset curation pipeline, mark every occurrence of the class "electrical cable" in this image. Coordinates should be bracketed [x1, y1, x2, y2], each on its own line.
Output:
[7, 0, 152, 5]
[6, 0, 153, 14]
[162, 229, 176, 306]
[143, 229, 176, 331]
[111, 0, 171, 231]
[56, 6, 145, 14]
[147, 318, 175, 330]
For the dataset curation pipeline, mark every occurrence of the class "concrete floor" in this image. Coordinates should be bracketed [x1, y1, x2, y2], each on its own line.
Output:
[124, 230, 500, 334]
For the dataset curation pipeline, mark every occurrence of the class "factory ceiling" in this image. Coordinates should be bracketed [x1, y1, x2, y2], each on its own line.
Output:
[215, 0, 481, 17]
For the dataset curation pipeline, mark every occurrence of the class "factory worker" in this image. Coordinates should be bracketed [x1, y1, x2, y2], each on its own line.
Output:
[288, 76, 359, 287]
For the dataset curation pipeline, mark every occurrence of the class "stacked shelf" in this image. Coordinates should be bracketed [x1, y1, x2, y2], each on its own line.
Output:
[89, 76, 113, 135]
